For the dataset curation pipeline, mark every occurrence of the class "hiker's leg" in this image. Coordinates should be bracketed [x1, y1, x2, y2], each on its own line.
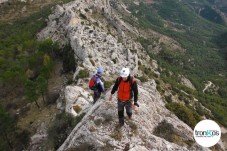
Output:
[93, 91, 100, 104]
[125, 101, 132, 119]
[97, 91, 101, 100]
[118, 100, 125, 125]
[93, 93, 97, 104]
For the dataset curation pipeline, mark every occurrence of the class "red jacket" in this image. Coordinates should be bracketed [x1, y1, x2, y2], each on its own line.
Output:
[111, 76, 138, 102]
[118, 79, 132, 101]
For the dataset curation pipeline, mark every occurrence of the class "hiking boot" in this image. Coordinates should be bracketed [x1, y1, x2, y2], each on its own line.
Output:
[127, 115, 132, 120]
[117, 123, 124, 128]
[126, 112, 132, 120]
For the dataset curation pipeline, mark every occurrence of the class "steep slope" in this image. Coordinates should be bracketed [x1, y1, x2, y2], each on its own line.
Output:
[124, 0, 227, 127]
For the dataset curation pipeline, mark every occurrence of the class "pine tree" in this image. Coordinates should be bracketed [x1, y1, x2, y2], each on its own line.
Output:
[0, 106, 15, 150]
[25, 80, 40, 108]
[37, 76, 48, 104]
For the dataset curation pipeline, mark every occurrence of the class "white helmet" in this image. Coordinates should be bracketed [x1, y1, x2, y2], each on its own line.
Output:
[120, 68, 130, 77]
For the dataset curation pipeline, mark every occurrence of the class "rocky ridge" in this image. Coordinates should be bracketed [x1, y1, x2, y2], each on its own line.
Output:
[37, 0, 224, 150]
[37, 0, 153, 78]
[58, 80, 207, 151]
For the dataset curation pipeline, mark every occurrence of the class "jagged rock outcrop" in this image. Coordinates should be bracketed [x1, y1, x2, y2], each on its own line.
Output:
[64, 85, 93, 116]
[0, 0, 26, 4]
[28, 122, 48, 151]
[0, 0, 8, 4]
[58, 80, 208, 151]
[179, 75, 196, 90]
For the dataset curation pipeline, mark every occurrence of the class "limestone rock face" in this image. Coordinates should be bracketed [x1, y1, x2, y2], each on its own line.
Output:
[179, 75, 196, 90]
[0, 0, 8, 4]
[37, 0, 151, 77]
[64, 86, 93, 116]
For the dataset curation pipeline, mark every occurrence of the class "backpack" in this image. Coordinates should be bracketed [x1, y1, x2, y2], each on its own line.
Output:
[117, 76, 135, 99]
[89, 75, 97, 90]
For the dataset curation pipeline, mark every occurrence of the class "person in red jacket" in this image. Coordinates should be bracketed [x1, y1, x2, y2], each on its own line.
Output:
[109, 67, 139, 127]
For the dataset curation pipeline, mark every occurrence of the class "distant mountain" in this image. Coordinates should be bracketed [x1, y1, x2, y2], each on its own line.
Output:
[184, 0, 227, 24]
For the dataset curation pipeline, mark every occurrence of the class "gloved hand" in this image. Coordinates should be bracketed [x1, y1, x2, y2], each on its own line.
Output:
[134, 102, 139, 107]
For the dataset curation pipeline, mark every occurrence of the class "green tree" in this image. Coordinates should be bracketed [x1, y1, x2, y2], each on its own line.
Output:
[166, 102, 201, 128]
[62, 44, 76, 73]
[39, 39, 59, 57]
[1, 62, 25, 86]
[43, 54, 50, 66]
[0, 106, 15, 150]
[39, 39, 53, 52]
[40, 54, 53, 84]
[37, 76, 48, 104]
[25, 80, 40, 108]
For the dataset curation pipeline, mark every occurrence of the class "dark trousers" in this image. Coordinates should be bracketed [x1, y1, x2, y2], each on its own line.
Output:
[93, 91, 101, 104]
[118, 100, 132, 125]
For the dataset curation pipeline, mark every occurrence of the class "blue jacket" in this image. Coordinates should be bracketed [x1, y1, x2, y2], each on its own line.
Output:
[94, 74, 104, 93]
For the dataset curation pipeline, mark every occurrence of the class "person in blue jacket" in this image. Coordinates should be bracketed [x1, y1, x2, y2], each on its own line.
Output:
[91, 68, 105, 104]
